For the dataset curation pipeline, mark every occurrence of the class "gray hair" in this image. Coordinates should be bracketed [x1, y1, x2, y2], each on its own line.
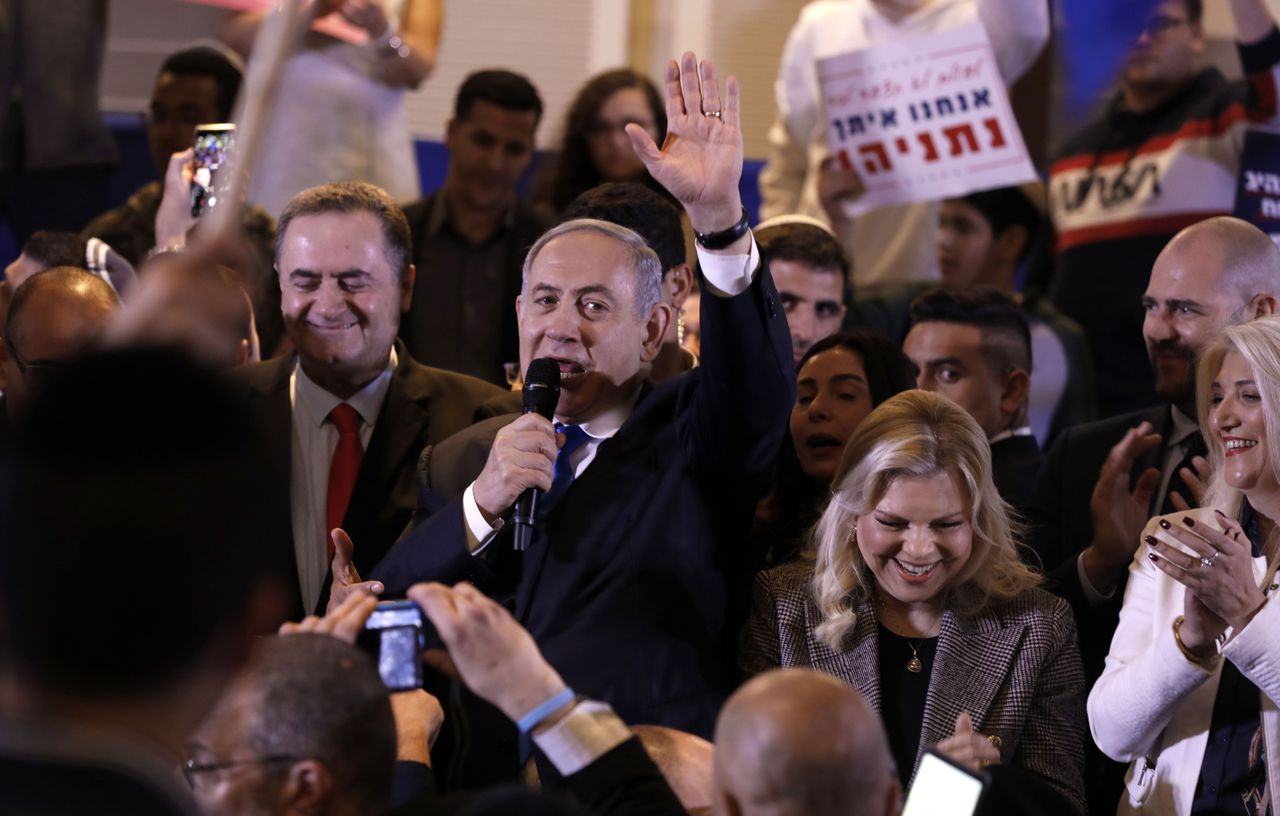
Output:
[521, 218, 664, 317]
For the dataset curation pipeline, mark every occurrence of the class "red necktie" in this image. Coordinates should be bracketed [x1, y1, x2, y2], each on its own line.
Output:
[325, 403, 364, 562]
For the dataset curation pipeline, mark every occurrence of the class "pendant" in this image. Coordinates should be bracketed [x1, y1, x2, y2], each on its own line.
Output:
[907, 655, 923, 673]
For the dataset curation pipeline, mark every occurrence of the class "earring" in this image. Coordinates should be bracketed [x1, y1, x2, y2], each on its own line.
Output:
[677, 307, 686, 347]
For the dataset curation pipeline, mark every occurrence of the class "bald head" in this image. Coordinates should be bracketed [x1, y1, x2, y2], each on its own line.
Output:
[713, 669, 899, 816]
[2, 267, 119, 421]
[1166, 216, 1280, 303]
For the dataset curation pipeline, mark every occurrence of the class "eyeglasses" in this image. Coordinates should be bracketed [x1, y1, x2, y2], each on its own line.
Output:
[3, 337, 61, 380]
[181, 755, 300, 790]
[1140, 14, 1190, 38]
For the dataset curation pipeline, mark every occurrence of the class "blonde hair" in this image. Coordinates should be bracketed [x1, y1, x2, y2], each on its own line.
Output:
[811, 390, 1041, 649]
[1197, 317, 1280, 556]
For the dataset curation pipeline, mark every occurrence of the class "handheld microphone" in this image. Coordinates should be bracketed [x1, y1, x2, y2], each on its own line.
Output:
[512, 358, 560, 551]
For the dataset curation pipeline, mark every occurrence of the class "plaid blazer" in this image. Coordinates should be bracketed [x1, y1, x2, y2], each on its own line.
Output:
[741, 561, 1087, 815]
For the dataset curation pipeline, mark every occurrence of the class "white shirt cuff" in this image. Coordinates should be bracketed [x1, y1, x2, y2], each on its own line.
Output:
[695, 236, 760, 297]
[1077, 551, 1116, 605]
[462, 483, 503, 555]
[531, 700, 632, 777]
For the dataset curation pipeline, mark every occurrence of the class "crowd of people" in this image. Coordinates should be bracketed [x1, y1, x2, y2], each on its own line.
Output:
[0, 0, 1278, 815]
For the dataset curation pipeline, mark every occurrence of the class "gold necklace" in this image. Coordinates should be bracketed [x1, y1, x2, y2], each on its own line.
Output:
[905, 638, 924, 673]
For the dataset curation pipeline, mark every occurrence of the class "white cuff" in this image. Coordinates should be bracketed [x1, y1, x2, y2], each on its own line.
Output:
[531, 700, 632, 777]
[1077, 551, 1116, 606]
[462, 483, 503, 555]
[696, 237, 760, 297]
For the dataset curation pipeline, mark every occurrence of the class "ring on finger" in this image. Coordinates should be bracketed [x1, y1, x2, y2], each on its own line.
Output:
[703, 109, 722, 118]
[1200, 550, 1220, 568]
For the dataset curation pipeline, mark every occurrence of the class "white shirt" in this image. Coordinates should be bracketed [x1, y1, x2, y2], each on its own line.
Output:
[460, 240, 762, 550]
[289, 348, 397, 613]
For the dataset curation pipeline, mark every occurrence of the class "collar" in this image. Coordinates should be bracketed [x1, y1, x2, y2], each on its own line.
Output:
[988, 426, 1034, 445]
[556, 387, 642, 441]
[293, 347, 398, 430]
[426, 187, 518, 242]
[1169, 405, 1198, 448]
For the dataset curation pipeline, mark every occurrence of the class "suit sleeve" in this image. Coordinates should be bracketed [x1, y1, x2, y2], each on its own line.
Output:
[562, 738, 687, 816]
[371, 494, 481, 595]
[678, 256, 794, 490]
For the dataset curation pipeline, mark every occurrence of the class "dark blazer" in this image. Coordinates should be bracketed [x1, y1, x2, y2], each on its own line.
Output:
[226, 342, 519, 617]
[991, 433, 1043, 513]
[740, 561, 1087, 816]
[372, 263, 795, 739]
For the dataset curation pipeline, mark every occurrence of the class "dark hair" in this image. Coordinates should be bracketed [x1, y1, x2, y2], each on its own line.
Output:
[159, 46, 244, 122]
[756, 223, 850, 291]
[20, 230, 87, 271]
[908, 286, 1032, 376]
[955, 187, 1043, 263]
[561, 182, 686, 272]
[6, 266, 119, 346]
[276, 182, 412, 280]
[242, 636, 396, 813]
[0, 347, 288, 698]
[1183, 0, 1203, 23]
[549, 69, 668, 212]
[798, 329, 918, 406]
[455, 69, 543, 124]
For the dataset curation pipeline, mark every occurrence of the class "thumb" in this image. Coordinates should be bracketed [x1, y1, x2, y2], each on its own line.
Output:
[1132, 467, 1162, 508]
[331, 528, 359, 582]
[625, 122, 662, 166]
[954, 711, 974, 735]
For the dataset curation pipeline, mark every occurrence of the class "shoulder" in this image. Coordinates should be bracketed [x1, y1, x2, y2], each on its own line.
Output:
[225, 355, 293, 395]
[753, 561, 818, 613]
[980, 587, 1075, 637]
[400, 356, 519, 409]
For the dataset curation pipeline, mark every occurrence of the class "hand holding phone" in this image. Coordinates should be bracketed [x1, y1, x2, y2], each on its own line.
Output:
[358, 599, 439, 692]
[902, 749, 987, 816]
[190, 123, 236, 218]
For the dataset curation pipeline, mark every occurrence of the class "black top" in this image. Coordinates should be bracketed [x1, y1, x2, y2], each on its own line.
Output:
[878, 622, 938, 788]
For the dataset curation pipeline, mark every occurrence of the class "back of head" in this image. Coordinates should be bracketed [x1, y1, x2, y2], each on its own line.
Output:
[20, 230, 88, 272]
[159, 44, 244, 121]
[632, 725, 715, 812]
[714, 669, 896, 816]
[756, 219, 851, 288]
[909, 286, 1032, 375]
[276, 181, 412, 281]
[0, 346, 287, 700]
[6, 265, 119, 346]
[455, 68, 544, 123]
[233, 635, 396, 813]
[561, 182, 686, 273]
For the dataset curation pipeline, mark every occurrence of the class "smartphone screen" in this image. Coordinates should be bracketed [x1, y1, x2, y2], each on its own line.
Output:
[190, 123, 236, 218]
[360, 600, 435, 692]
[902, 750, 986, 816]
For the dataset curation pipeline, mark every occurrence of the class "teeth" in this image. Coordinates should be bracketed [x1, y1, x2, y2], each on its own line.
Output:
[895, 559, 935, 576]
[1226, 439, 1258, 451]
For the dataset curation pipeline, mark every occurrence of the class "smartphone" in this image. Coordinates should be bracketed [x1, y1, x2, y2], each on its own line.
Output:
[189, 123, 236, 218]
[902, 749, 987, 816]
[358, 600, 436, 692]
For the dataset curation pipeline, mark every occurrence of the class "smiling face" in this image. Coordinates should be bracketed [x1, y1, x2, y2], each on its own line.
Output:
[444, 100, 538, 216]
[586, 87, 658, 182]
[1211, 349, 1279, 497]
[791, 347, 872, 483]
[517, 229, 665, 423]
[278, 211, 413, 399]
[855, 471, 973, 615]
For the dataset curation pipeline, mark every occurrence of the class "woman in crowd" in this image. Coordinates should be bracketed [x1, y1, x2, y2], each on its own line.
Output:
[1088, 318, 1280, 816]
[743, 389, 1086, 812]
[756, 329, 915, 565]
[540, 69, 670, 214]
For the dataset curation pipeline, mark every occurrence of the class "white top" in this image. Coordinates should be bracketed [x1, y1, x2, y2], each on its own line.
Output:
[289, 348, 397, 613]
[758, 0, 1049, 290]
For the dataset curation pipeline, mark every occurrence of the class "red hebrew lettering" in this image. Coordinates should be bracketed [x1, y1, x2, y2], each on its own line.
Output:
[982, 117, 1006, 149]
[916, 132, 939, 162]
[895, 137, 909, 154]
[837, 149, 853, 171]
[857, 142, 893, 174]
[942, 124, 979, 156]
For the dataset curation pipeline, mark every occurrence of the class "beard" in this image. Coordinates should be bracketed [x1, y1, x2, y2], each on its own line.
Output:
[1148, 339, 1197, 407]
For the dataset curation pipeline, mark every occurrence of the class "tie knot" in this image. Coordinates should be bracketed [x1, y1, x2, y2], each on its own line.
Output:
[329, 403, 362, 434]
[556, 423, 590, 450]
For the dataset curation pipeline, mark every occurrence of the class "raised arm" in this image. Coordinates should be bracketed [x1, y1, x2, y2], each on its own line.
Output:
[976, 0, 1050, 84]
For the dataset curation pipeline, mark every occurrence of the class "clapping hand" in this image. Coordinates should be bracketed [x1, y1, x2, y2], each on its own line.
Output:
[936, 712, 1002, 773]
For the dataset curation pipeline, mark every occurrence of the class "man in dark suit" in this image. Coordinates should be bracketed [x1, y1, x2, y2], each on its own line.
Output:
[902, 287, 1042, 510]
[1026, 215, 1280, 814]
[349, 53, 792, 752]
[227, 182, 517, 618]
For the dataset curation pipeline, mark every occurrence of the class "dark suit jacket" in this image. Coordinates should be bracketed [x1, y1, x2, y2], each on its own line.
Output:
[991, 433, 1043, 513]
[741, 561, 1087, 815]
[226, 342, 519, 617]
[372, 263, 794, 739]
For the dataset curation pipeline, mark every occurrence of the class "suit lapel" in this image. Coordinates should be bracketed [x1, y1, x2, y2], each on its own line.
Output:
[803, 597, 883, 711]
[1141, 405, 1175, 516]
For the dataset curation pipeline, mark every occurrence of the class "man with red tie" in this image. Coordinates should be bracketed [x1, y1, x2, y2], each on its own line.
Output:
[227, 181, 517, 618]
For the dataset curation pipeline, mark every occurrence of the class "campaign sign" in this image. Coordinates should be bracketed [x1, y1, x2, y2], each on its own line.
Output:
[817, 23, 1036, 217]
[1232, 128, 1280, 247]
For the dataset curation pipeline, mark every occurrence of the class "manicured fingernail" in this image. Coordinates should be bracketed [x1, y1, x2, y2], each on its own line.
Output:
[1148, 553, 1158, 562]
[1214, 508, 1226, 517]
[1145, 535, 1157, 545]
[1182, 516, 1195, 527]
[1159, 519, 1171, 529]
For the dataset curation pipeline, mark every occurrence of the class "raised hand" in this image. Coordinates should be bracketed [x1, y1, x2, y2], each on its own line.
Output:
[1081, 422, 1163, 594]
[936, 711, 1002, 773]
[325, 528, 384, 615]
[625, 51, 744, 235]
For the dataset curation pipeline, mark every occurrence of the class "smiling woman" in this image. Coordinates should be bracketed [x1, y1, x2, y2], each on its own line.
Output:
[1088, 316, 1280, 816]
[743, 390, 1087, 812]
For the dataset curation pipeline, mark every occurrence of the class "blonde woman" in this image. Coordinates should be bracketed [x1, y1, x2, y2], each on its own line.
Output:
[742, 389, 1085, 812]
[1088, 317, 1280, 816]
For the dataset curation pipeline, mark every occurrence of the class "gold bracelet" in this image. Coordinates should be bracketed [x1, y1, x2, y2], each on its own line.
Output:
[1172, 615, 1214, 666]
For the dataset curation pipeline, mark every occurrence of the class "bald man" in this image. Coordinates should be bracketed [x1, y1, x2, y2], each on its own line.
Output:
[713, 669, 899, 816]
[1027, 216, 1280, 814]
[0, 266, 119, 424]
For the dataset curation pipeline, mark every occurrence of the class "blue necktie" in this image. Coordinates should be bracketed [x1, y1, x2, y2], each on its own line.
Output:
[542, 424, 590, 515]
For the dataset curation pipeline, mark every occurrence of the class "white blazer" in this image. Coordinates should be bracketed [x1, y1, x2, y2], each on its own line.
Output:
[1088, 507, 1280, 815]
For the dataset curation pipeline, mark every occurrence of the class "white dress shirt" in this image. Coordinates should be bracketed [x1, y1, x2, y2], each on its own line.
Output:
[460, 240, 762, 550]
[289, 349, 397, 613]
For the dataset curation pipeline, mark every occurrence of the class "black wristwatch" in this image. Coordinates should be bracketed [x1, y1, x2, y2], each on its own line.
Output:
[694, 207, 750, 250]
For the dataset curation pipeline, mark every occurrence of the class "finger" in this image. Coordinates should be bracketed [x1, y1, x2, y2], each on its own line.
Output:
[331, 529, 357, 579]
[278, 621, 301, 635]
[1148, 538, 1203, 572]
[1169, 491, 1190, 513]
[699, 58, 721, 116]
[328, 593, 379, 643]
[1179, 464, 1208, 501]
[408, 583, 461, 640]
[1211, 509, 1248, 550]
[680, 51, 704, 117]
[1131, 467, 1162, 507]
[625, 122, 663, 165]
[663, 59, 684, 119]
[1148, 546, 1202, 589]
[422, 648, 461, 682]
[1161, 514, 1231, 554]
[954, 711, 974, 735]
[724, 75, 741, 129]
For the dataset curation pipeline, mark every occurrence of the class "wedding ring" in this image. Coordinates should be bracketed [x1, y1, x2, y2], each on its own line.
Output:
[1200, 550, 1220, 568]
[986, 734, 1002, 748]
[703, 109, 722, 118]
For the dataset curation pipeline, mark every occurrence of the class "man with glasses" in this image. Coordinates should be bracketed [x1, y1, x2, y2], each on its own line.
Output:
[0, 266, 118, 427]
[1047, 0, 1280, 418]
